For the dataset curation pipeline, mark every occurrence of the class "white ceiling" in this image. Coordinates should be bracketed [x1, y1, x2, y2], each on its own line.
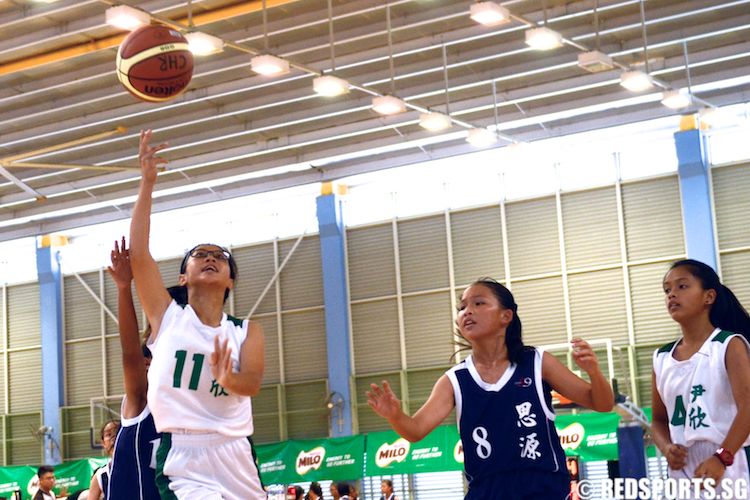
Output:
[1, 0, 749, 242]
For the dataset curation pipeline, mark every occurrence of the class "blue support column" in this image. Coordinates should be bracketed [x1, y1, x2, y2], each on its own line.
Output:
[617, 423, 647, 479]
[674, 128, 718, 270]
[316, 186, 353, 436]
[36, 240, 64, 464]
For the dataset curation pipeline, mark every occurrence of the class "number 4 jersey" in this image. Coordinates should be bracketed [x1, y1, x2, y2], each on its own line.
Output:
[445, 347, 567, 485]
[147, 300, 253, 437]
[653, 328, 750, 448]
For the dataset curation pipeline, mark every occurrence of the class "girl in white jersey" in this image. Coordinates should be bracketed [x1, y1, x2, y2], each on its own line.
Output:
[652, 259, 750, 491]
[130, 129, 266, 500]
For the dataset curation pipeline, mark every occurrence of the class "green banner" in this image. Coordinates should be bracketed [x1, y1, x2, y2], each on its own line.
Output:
[365, 425, 463, 475]
[0, 457, 107, 500]
[257, 435, 364, 485]
[556, 412, 621, 461]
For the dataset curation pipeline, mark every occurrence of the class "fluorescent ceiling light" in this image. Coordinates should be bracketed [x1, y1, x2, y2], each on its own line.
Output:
[525, 26, 563, 50]
[313, 75, 350, 97]
[105, 5, 150, 31]
[577, 51, 614, 73]
[419, 112, 452, 132]
[660, 90, 692, 109]
[466, 128, 498, 147]
[619, 70, 654, 92]
[185, 32, 224, 56]
[470, 2, 511, 26]
[251, 54, 290, 76]
[372, 95, 407, 115]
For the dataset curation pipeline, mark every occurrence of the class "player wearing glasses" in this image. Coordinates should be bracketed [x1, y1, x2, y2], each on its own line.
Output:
[130, 129, 266, 500]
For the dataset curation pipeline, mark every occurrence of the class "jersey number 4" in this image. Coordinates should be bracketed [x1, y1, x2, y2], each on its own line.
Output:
[173, 350, 205, 390]
[670, 395, 686, 426]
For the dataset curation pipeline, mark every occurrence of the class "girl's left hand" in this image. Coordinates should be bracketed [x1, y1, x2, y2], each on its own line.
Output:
[694, 455, 726, 484]
[572, 338, 601, 375]
[210, 335, 233, 387]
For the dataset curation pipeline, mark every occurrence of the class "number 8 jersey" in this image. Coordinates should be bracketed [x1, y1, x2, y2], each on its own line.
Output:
[147, 300, 253, 437]
[445, 347, 567, 484]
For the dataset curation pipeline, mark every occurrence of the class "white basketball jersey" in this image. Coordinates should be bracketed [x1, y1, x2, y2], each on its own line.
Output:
[653, 328, 750, 448]
[147, 301, 253, 437]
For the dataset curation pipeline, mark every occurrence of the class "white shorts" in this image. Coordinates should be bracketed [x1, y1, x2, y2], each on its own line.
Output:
[667, 440, 750, 499]
[156, 432, 266, 500]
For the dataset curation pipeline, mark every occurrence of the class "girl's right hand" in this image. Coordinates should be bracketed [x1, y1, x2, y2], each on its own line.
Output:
[367, 380, 402, 420]
[664, 443, 688, 470]
[139, 129, 169, 183]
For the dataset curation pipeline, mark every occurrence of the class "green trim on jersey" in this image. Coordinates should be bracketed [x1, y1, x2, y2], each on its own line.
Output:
[711, 330, 734, 343]
[227, 315, 243, 328]
[155, 432, 178, 500]
[657, 340, 678, 354]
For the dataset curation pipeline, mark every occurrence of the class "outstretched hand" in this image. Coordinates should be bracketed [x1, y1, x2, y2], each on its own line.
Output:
[210, 335, 234, 388]
[139, 129, 168, 183]
[107, 236, 132, 289]
[367, 380, 403, 420]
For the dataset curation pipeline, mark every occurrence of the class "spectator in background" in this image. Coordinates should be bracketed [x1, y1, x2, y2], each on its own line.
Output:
[380, 479, 397, 500]
[306, 482, 323, 500]
[32, 466, 55, 500]
[349, 484, 359, 500]
[329, 483, 340, 500]
[336, 483, 351, 500]
[286, 485, 304, 499]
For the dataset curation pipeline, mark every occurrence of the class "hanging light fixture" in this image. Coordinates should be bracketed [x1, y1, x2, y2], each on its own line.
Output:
[621, 0, 653, 92]
[314, 0, 350, 97]
[620, 70, 653, 91]
[661, 90, 692, 109]
[185, 32, 224, 56]
[577, 0, 614, 73]
[313, 75, 349, 96]
[373, 3, 406, 115]
[251, 54, 290, 75]
[372, 95, 407, 115]
[419, 112, 452, 132]
[525, 1, 562, 50]
[252, 0, 290, 76]
[470, 2, 511, 26]
[466, 128, 498, 147]
[105, 5, 150, 31]
[525, 26, 563, 50]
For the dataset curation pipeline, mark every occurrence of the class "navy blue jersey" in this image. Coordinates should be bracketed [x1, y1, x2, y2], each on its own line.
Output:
[446, 348, 568, 498]
[108, 405, 161, 500]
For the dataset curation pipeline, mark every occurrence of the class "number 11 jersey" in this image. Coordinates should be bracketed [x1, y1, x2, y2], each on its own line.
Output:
[147, 300, 253, 437]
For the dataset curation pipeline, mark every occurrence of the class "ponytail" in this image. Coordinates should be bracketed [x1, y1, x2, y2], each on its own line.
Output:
[669, 259, 750, 341]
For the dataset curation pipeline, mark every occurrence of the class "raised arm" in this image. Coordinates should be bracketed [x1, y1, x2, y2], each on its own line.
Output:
[367, 375, 454, 442]
[542, 338, 614, 412]
[107, 237, 147, 419]
[210, 321, 265, 396]
[129, 129, 171, 339]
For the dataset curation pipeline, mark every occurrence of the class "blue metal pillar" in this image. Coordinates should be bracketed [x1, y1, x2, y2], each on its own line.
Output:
[674, 128, 718, 270]
[316, 186, 353, 436]
[617, 423, 647, 479]
[36, 239, 64, 464]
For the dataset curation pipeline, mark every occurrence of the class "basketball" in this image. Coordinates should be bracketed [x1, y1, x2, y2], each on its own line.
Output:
[116, 24, 194, 103]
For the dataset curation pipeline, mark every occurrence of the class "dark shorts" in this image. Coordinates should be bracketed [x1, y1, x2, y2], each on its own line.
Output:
[466, 469, 571, 500]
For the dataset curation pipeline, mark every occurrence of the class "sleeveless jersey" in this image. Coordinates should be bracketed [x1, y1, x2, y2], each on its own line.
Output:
[653, 328, 750, 448]
[147, 300, 253, 436]
[94, 464, 109, 496]
[108, 402, 161, 500]
[446, 347, 566, 484]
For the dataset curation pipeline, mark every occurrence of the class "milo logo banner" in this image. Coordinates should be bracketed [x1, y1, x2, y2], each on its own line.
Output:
[366, 425, 462, 475]
[256, 435, 364, 485]
[555, 412, 621, 461]
[0, 457, 107, 500]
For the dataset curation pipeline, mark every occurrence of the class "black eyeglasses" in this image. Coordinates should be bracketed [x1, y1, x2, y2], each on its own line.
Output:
[189, 249, 231, 261]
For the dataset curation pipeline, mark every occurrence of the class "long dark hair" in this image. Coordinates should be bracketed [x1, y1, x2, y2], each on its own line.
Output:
[178, 243, 237, 303]
[454, 278, 529, 364]
[668, 259, 750, 340]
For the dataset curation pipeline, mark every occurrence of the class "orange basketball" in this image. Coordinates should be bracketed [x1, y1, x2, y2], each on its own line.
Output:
[116, 24, 194, 103]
